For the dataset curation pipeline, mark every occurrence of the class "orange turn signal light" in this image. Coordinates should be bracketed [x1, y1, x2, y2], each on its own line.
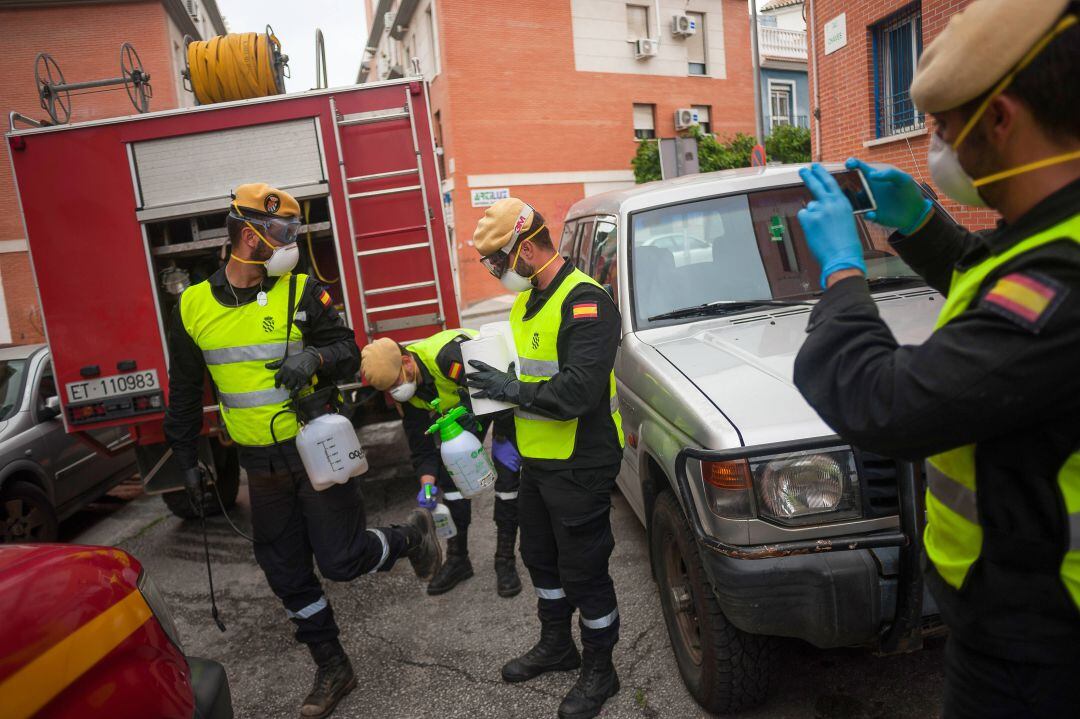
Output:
[702, 460, 751, 490]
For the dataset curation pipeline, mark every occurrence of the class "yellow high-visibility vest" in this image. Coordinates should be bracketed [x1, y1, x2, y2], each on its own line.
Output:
[509, 268, 623, 460]
[180, 273, 313, 446]
[405, 328, 478, 413]
[926, 213, 1080, 608]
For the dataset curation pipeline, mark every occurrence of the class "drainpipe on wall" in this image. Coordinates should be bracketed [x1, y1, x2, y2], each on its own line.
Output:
[750, 0, 764, 144]
[807, 0, 823, 161]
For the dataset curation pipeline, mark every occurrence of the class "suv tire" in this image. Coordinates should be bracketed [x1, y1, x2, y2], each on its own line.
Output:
[650, 489, 773, 714]
[163, 440, 240, 520]
[1, 480, 59, 543]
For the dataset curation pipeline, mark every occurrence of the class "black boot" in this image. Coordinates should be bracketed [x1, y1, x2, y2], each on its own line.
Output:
[301, 640, 357, 718]
[494, 529, 522, 598]
[427, 533, 473, 595]
[557, 647, 620, 719]
[402, 508, 443, 581]
[501, 619, 581, 683]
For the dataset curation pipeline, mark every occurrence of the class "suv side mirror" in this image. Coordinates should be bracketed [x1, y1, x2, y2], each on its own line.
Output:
[40, 396, 61, 422]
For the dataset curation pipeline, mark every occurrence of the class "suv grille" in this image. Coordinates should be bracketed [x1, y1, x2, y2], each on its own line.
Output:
[855, 449, 901, 518]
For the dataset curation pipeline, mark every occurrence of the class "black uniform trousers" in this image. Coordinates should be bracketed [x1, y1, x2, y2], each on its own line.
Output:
[518, 461, 620, 650]
[243, 441, 408, 645]
[943, 636, 1080, 719]
[433, 417, 519, 542]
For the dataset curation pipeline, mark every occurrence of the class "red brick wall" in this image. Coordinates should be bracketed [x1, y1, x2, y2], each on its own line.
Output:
[1, 2, 183, 344]
[431, 0, 756, 306]
[808, 0, 998, 231]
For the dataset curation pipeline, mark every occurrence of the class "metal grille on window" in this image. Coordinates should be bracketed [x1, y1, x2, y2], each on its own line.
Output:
[874, 9, 924, 138]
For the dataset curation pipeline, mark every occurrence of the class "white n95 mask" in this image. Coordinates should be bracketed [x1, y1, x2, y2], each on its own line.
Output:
[264, 242, 300, 276]
[927, 134, 987, 208]
[389, 381, 417, 402]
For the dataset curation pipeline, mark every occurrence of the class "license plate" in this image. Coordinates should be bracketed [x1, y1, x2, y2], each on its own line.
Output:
[66, 369, 160, 404]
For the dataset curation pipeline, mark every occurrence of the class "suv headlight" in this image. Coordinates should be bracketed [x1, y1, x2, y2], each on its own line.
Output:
[138, 570, 184, 652]
[752, 448, 861, 526]
[697, 447, 862, 526]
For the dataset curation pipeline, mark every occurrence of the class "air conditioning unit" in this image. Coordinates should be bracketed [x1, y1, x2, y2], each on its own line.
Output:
[672, 14, 698, 37]
[674, 108, 700, 130]
[634, 38, 659, 60]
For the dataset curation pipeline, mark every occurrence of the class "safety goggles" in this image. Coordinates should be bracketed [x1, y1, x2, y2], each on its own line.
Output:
[480, 203, 544, 279]
[230, 204, 301, 246]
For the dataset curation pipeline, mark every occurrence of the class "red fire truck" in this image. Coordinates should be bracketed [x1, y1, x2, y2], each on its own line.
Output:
[6, 77, 459, 516]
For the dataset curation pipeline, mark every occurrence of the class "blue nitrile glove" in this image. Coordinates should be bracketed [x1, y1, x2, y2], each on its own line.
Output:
[492, 437, 522, 473]
[418, 484, 439, 510]
[798, 163, 867, 288]
[845, 158, 932, 234]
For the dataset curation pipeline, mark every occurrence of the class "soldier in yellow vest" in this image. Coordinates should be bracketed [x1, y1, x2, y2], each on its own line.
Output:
[359, 330, 523, 598]
[791, 1, 1080, 716]
[469, 199, 624, 719]
[163, 183, 442, 719]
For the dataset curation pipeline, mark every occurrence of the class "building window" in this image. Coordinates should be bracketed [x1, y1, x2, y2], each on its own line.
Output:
[873, 6, 924, 137]
[633, 103, 656, 140]
[627, 4, 650, 39]
[687, 12, 706, 75]
[768, 80, 795, 128]
[692, 105, 711, 134]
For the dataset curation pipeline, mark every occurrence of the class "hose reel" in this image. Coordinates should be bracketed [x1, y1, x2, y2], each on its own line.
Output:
[182, 26, 289, 105]
[34, 42, 151, 125]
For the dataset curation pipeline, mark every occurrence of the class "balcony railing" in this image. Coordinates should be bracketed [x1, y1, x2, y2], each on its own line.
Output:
[767, 114, 810, 130]
[759, 27, 807, 62]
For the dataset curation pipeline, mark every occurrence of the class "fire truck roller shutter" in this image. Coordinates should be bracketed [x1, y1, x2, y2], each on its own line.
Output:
[131, 119, 327, 220]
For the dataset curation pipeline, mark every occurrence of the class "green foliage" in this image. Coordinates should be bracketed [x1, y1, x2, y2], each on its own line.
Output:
[631, 127, 761, 184]
[765, 124, 812, 164]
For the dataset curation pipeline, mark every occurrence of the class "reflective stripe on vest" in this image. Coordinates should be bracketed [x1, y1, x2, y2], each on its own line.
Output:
[405, 328, 478, 413]
[509, 267, 624, 460]
[179, 273, 312, 447]
[925, 213, 1080, 607]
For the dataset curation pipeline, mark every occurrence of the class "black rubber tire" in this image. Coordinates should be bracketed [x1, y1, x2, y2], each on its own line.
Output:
[1, 480, 59, 543]
[162, 439, 240, 520]
[650, 490, 774, 714]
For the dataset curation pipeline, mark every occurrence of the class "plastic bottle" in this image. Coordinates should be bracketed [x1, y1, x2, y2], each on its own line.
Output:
[426, 406, 496, 498]
[296, 412, 369, 491]
[425, 485, 458, 540]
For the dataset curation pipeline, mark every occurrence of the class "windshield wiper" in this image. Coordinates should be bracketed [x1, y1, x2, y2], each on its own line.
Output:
[865, 275, 924, 290]
[648, 299, 813, 322]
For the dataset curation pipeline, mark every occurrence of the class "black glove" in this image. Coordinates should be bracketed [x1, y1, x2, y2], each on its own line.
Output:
[466, 360, 520, 403]
[266, 348, 322, 392]
[183, 466, 205, 515]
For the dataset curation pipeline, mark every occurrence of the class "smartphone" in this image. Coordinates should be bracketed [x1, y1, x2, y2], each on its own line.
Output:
[832, 168, 877, 215]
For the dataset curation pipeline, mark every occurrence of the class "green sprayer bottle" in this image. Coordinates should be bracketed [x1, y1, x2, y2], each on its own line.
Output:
[426, 405, 496, 498]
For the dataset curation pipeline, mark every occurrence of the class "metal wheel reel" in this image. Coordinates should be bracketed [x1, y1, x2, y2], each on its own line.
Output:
[33, 42, 152, 125]
[35, 52, 70, 125]
[266, 25, 290, 92]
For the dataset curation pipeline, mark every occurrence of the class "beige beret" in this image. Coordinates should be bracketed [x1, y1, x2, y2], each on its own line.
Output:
[360, 337, 402, 391]
[472, 197, 544, 256]
[911, 0, 1071, 113]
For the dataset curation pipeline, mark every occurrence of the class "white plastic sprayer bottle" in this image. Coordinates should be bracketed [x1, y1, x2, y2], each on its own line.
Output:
[422, 484, 457, 539]
[426, 405, 495, 498]
[297, 412, 369, 491]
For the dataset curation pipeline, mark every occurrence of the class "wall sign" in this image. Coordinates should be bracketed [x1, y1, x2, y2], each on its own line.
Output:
[824, 13, 847, 55]
[471, 188, 510, 207]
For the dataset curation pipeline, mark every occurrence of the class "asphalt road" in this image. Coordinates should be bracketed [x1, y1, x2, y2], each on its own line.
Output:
[70, 469, 948, 719]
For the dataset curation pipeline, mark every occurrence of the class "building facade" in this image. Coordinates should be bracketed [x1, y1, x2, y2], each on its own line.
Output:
[361, 0, 756, 306]
[807, 0, 998, 230]
[1, 0, 225, 345]
[758, 0, 809, 134]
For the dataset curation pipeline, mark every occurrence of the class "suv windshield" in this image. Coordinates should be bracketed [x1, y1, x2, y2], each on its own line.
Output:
[630, 183, 926, 327]
[0, 359, 27, 421]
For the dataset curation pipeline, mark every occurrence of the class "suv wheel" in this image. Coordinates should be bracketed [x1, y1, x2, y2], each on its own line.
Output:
[163, 440, 240, 520]
[650, 490, 773, 714]
[1, 480, 59, 543]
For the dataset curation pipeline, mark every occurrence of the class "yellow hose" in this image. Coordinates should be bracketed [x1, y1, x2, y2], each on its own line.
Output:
[304, 201, 338, 284]
[187, 32, 283, 105]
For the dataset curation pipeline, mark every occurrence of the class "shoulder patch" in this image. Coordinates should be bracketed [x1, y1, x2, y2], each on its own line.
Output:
[318, 290, 332, 307]
[447, 361, 463, 380]
[571, 302, 598, 320]
[980, 271, 1067, 333]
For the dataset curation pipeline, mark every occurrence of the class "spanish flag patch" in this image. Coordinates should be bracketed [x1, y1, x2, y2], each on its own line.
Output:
[981, 272, 1065, 332]
[448, 361, 463, 380]
[572, 302, 599, 320]
[319, 290, 332, 307]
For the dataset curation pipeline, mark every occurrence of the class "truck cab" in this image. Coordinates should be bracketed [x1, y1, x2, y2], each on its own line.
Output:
[561, 165, 943, 714]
